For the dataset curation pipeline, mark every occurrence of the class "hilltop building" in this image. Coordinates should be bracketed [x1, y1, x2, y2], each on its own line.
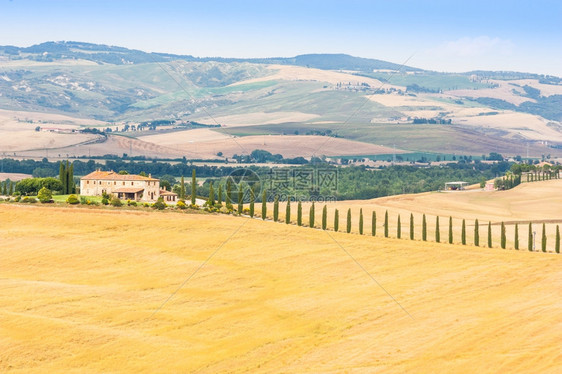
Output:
[80, 170, 173, 202]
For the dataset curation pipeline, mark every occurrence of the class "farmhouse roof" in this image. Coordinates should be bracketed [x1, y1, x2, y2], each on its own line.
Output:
[81, 170, 158, 181]
[159, 189, 177, 196]
[113, 187, 145, 193]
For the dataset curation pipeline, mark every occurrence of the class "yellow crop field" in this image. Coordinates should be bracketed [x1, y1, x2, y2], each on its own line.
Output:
[288, 179, 562, 251]
[1, 203, 561, 373]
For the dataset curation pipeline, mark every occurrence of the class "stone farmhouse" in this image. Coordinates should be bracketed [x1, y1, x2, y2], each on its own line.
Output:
[80, 170, 176, 203]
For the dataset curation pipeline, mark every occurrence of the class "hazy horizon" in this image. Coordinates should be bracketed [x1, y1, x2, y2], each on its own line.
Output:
[1, 0, 561, 76]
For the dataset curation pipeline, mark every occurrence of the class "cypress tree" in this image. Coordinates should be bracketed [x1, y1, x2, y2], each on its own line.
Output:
[422, 214, 427, 241]
[488, 221, 492, 248]
[249, 186, 255, 218]
[9, 181, 14, 195]
[285, 199, 291, 224]
[2, 182, 6, 195]
[384, 210, 389, 238]
[322, 205, 327, 230]
[541, 223, 547, 252]
[372, 211, 376, 236]
[334, 209, 339, 232]
[297, 201, 302, 226]
[514, 223, 519, 250]
[461, 219, 466, 245]
[346, 209, 352, 233]
[273, 195, 279, 222]
[261, 189, 267, 220]
[474, 219, 480, 247]
[500, 222, 506, 249]
[226, 179, 232, 210]
[59, 162, 66, 194]
[191, 169, 196, 205]
[208, 182, 215, 206]
[448, 216, 453, 244]
[217, 184, 222, 205]
[237, 184, 243, 215]
[309, 202, 315, 228]
[409, 213, 414, 240]
[527, 222, 533, 252]
[397, 214, 401, 239]
[554, 225, 560, 253]
[359, 208, 363, 235]
[180, 176, 185, 200]
[435, 216, 440, 243]
[68, 162, 75, 194]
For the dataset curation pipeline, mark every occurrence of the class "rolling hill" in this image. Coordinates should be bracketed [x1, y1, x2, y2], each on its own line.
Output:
[0, 200, 560, 373]
[1, 41, 561, 159]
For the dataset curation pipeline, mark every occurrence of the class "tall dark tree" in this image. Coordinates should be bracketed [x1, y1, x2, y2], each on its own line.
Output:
[334, 209, 339, 232]
[59, 162, 65, 193]
[372, 211, 376, 236]
[359, 208, 363, 235]
[435, 216, 440, 243]
[68, 162, 75, 194]
[285, 199, 291, 224]
[208, 181, 215, 206]
[474, 219, 480, 246]
[273, 195, 279, 222]
[261, 189, 267, 220]
[297, 201, 303, 226]
[500, 222, 506, 249]
[397, 214, 401, 239]
[237, 184, 243, 215]
[409, 213, 414, 240]
[448, 216, 453, 244]
[422, 214, 427, 241]
[191, 169, 196, 205]
[514, 223, 519, 250]
[541, 223, 547, 252]
[346, 209, 352, 233]
[488, 221, 492, 248]
[322, 205, 327, 230]
[554, 225, 560, 253]
[249, 186, 255, 218]
[226, 179, 232, 210]
[384, 210, 389, 238]
[461, 219, 466, 245]
[217, 184, 222, 205]
[180, 176, 186, 200]
[309, 202, 315, 228]
[527, 222, 534, 252]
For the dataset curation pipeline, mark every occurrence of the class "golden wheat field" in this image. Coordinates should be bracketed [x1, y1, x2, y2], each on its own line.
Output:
[290, 179, 562, 251]
[1, 202, 561, 373]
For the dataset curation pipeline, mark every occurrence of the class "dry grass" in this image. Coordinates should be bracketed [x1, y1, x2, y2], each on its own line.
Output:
[1, 200, 561, 373]
[0, 173, 32, 182]
[273, 179, 562, 251]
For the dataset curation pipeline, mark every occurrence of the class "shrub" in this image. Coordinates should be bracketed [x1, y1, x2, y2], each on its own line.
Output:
[66, 194, 80, 204]
[152, 197, 166, 210]
[110, 196, 123, 207]
[14, 195, 21, 202]
[144, 202, 150, 208]
[21, 196, 38, 203]
[127, 200, 137, 207]
[176, 200, 187, 209]
[37, 187, 52, 203]
[101, 197, 109, 205]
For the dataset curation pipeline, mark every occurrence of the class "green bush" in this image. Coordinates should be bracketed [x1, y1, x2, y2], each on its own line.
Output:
[152, 197, 166, 210]
[101, 197, 109, 205]
[14, 195, 21, 202]
[110, 196, 123, 207]
[21, 196, 38, 203]
[176, 200, 187, 209]
[66, 194, 80, 205]
[37, 187, 53, 203]
[127, 200, 137, 207]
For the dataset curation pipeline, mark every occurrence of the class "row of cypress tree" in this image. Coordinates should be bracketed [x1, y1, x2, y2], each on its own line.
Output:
[0, 180, 15, 196]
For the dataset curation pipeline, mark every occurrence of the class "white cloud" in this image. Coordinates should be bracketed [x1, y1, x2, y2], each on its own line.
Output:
[439, 36, 514, 57]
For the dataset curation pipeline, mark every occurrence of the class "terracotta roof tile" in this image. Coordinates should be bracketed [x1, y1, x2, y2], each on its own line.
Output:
[81, 170, 158, 181]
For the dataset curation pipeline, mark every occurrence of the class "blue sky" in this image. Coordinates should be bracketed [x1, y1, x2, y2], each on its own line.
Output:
[1, 0, 561, 75]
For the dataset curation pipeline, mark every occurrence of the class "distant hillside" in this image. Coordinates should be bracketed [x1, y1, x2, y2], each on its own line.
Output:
[0, 41, 418, 72]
